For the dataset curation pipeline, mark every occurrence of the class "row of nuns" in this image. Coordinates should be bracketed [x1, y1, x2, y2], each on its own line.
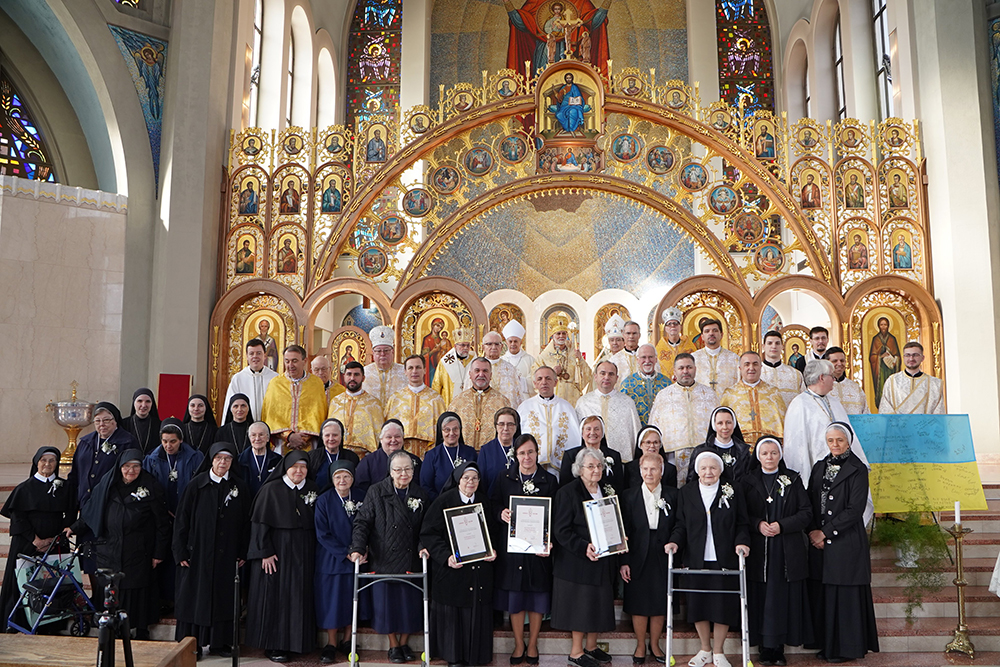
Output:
[0, 404, 877, 667]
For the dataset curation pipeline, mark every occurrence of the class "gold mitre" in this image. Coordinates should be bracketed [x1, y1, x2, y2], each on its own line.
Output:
[548, 313, 570, 334]
[454, 327, 475, 344]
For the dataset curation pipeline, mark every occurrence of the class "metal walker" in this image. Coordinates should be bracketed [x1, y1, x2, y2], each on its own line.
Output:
[349, 555, 430, 667]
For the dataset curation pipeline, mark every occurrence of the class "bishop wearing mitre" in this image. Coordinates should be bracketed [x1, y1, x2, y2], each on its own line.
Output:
[531, 313, 592, 405]
[604, 315, 638, 389]
[431, 327, 475, 405]
[655, 307, 698, 380]
[362, 325, 407, 412]
[500, 320, 534, 397]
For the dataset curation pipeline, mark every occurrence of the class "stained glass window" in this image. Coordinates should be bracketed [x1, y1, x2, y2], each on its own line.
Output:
[345, 0, 402, 130]
[0, 72, 55, 182]
[716, 0, 775, 113]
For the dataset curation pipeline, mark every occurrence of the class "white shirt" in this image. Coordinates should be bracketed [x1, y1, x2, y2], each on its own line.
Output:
[225, 365, 279, 424]
[282, 475, 305, 490]
[641, 483, 661, 529]
[209, 471, 230, 483]
[34, 473, 56, 483]
[699, 481, 719, 562]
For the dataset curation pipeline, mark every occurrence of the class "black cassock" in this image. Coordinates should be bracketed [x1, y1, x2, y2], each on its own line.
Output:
[0, 452, 75, 630]
[173, 471, 251, 647]
[420, 486, 494, 666]
[245, 474, 318, 653]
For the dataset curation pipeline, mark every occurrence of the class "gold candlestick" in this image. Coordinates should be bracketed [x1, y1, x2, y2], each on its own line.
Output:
[944, 523, 974, 658]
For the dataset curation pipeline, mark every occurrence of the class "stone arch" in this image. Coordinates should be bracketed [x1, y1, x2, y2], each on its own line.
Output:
[391, 277, 490, 351]
[655, 276, 755, 352]
[753, 275, 846, 345]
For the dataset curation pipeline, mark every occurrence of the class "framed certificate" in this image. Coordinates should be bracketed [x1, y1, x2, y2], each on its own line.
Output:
[583, 496, 628, 558]
[507, 496, 552, 555]
[443, 503, 495, 564]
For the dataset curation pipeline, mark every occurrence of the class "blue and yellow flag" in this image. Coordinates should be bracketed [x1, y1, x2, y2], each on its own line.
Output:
[849, 414, 988, 513]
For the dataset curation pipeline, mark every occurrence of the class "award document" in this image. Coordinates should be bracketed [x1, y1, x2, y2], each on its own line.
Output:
[507, 496, 552, 555]
[583, 495, 628, 557]
[443, 503, 495, 564]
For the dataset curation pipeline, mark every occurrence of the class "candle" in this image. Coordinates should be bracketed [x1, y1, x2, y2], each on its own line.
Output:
[955, 501, 961, 526]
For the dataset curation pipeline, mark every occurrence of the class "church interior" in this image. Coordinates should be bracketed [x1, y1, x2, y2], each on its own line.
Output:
[3, 0, 1000, 660]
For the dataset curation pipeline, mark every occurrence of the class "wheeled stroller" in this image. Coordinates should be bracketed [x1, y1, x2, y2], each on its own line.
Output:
[7, 535, 97, 636]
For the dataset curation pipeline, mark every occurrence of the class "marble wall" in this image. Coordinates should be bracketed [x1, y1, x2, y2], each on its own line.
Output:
[0, 176, 127, 463]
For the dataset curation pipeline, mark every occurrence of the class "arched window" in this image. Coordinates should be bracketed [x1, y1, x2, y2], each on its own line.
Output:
[286, 37, 294, 128]
[872, 0, 894, 120]
[245, 0, 263, 128]
[0, 71, 55, 182]
[345, 0, 402, 130]
[716, 0, 776, 112]
[834, 16, 846, 120]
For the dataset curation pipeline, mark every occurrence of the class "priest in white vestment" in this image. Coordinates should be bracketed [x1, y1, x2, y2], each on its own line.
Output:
[575, 360, 641, 463]
[465, 331, 526, 407]
[648, 352, 717, 486]
[501, 320, 534, 397]
[783, 359, 872, 524]
[760, 330, 804, 407]
[691, 318, 740, 397]
[362, 325, 407, 412]
[225, 337, 278, 421]
[878, 341, 945, 415]
[517, 365, 581, 475]
[824, 346, 870, 415]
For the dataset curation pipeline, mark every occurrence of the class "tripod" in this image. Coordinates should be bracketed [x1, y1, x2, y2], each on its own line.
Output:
[95, 570, 135, 667]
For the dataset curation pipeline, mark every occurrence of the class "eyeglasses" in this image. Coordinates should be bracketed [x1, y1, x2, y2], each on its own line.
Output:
[121, 463, 141, 471]
[496, 422, 517, 428]
[391, 467, 413, 474]
[94, 418, 116, 425]
[581, 464, 602, 471]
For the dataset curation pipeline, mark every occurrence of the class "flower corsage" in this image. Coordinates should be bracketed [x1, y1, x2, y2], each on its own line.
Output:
[603, 484, 616, 497]
[407, 496, 423, 512]
[48, 479, 64, 495]
[604, 456, 614, 474]
[302, 491, 318, 506]
[131, 486, 150, 501]
[777, 474, 792, 496]
[656, 497, 671, 517]
[224, 486, 239, 506]
[101, 440, 117, 455]
[343, 499, 361, 516]
[721, 451, 734, 466]
[824, 464, 841, 483]
[719, 483, 734, 509]
[522, 479, 538, 495]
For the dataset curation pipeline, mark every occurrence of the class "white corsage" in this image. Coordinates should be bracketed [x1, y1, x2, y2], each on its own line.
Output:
[604, 456, 614, 474]
[777, 475, 792, 497]
[48, 479, 64, 495]
[131, 486, 150, 501]
[302, 491, 318, 506]
[656, 497, 670, 516]
[504, 446, 515, 464]
[721, 452, 734, 466]
[824, 464, 841, 483]
[522, 479, 538, 494]
[453, 456, 466, 468]
[168, 469, 178, 482]
[407, 496, 423, 512]
[719, 483, 734, 509]
[603, 484, 616, 497]
[343, 500, 361, 516]
[224, 486, 239, 506]
[100, 440, 116, 455]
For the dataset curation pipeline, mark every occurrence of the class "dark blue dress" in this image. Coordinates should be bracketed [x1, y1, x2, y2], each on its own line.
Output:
[238, 448, 282, 497]
[315, 487, 368, 628]
[419, 444, 477, 500]
[477, 438, 515, 495]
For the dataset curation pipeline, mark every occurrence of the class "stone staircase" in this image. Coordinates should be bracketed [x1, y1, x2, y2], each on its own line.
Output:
[2, 482, 1000, 665]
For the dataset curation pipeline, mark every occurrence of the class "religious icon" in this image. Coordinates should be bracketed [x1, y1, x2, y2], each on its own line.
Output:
[798, 128, 818, 148]
[622, 77, 641, 96]
[800, 173, 822, 209]
[611, 133, 641, 162]
[711, 111, 731, 131]
[888, 172, 909, 208]
[402, 189, 432, 217]
[409, 113, 430, 134]
[276, 235, 299, 274]
[497, 78, 516, 98]
[432, 166, 461, 194]
[278, 177, 301, 214]
[464, 146, 494, 176]
[886, 127, 905, 147]
[420, 316, 452, 386]
[234, 237, 256, 274]
[357, 244, 388, 277]
[892, 232, 913, 269]
[754, 122, 775, 159]
[847, 231, 870, 270]
[378, 215, 407, 245]
[841, 128, 860, 148]
[500, 135, 528, 164]
[787, 343, 804, 368]
[284, 135, 303, 155]
[320, 176, 342, 214]
[733, 212, 765, 245]
[645, 146, 675, 174]
[454, 92, 473, 112]
[869, 315, 901, 409]
[337, 343, 358, 385]
[679, 162, 708, 191]
[708, 185, 740, 215]
[325, 134, 345, 155]
[256, 317, 279, 371]
[666, 88, 686, 109]
[506, 0, 610, 73]
[546, 72, 593, 137]
[754, 243, 784, 274]
[238, 177, 259, 215]
[366, 126, 387, 163]
[844, 172, 865, 209]
[242, 136, 261, 156]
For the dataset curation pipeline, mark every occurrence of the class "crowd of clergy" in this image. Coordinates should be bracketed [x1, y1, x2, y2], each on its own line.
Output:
[0, 307, 946, 667]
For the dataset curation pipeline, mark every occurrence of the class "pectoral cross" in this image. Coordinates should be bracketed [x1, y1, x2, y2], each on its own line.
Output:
[766, 496, 773, 504]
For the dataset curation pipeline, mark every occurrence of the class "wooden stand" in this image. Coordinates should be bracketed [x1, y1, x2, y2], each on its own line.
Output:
[0, 635, 195, 667]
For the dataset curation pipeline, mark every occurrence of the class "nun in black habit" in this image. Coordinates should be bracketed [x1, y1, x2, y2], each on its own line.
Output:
[421, 461, 496, 667]
[70, 448, 171, 638]
[685, 406, 751, 485]
[217, 393, 254, 454]
[0, 446, 75, 630]
[182, 394, 218, 455]
[245, 450, 318, 662]
[238, 421, 283, 497]
[738, 437, 814, 666]
[173, 442, 251, 657]
[125, 388, 162, 455]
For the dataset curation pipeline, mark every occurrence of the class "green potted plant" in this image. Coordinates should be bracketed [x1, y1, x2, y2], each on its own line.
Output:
[870, 513, 951, 622]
